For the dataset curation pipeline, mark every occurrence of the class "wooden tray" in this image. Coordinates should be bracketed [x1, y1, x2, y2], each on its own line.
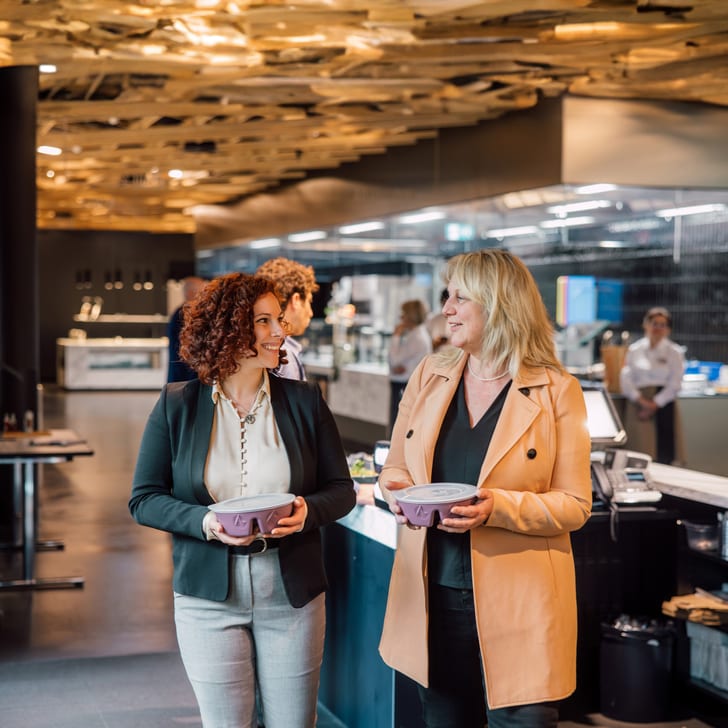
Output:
[0, 430, 51, 439]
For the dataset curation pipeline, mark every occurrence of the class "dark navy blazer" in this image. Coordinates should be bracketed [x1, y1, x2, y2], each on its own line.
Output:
[129, 375, 355, 607]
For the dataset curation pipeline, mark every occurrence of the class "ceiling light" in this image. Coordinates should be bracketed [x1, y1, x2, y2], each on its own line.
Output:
[39, 64, 57, 74]
[598, 240, 629, 248]
[608, 218, 663, 233]
[655, 203, 727, 218]
[249, 238, 281, 249]
[398, 210, 445, 224]
[575, 184, 617, 195]
[540, 216, 595, 229]
[38, 145, 62, 156]
[546, 200, 611, 215]
[339, 221, 385, 234]
[486, 225, 539, 238]
[288, 230, 327, 243]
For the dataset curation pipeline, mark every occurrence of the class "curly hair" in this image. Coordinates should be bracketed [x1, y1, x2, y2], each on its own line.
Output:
[178, 273, 277, 385]
[256, 257, 319, 309]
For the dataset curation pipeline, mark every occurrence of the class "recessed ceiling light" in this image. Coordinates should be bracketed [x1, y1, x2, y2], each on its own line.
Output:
[398, 210, 445, 224]
[540, 216, 595, 229]
[339, 221, 385, 234]
[546, 200, 611, 215]
[575, 184, 618, 194]
[249, 238, 281, 249]
[486, 225, 539, 238]
[656, 203, 726, 218]
[37, 145, 62, 156]
[288, 230, 327, 243]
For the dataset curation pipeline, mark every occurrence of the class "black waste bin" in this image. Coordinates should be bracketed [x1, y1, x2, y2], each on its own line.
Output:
[600, 615, 675, 723]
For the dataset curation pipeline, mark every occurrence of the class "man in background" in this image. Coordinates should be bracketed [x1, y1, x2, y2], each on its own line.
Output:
[257, 257, 319, 380]
[166, 276, 205, 382]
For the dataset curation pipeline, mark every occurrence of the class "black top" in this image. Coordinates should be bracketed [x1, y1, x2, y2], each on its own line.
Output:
[427, 376, 511, 588]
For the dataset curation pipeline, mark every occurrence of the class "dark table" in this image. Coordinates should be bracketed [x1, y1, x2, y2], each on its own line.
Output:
[0, 429, 93, 590]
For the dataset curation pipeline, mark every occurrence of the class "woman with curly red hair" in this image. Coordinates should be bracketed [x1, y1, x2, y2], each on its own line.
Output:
[129, 272, 355, 728]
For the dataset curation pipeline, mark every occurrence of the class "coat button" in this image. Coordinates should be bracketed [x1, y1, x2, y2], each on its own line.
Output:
[406, 430, 414, 439]
[527, 448, 537, 459]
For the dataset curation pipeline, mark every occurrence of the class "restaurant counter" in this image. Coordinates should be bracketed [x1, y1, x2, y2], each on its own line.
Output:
[56, 337, 168, 390]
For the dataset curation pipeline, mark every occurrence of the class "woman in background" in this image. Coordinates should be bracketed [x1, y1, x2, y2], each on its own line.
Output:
[388, 298, 432, 435]
[378, 250, 592, 728]
[620, 306, 685, 464]
[130, 273, 355, 728]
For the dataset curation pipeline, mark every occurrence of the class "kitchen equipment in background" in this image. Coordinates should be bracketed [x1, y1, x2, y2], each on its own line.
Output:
[681, 520, 720, 552]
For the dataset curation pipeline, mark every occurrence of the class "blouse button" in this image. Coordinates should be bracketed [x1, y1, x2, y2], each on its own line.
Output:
[406, 430, 414, 439]
[527, 448, 537, 459]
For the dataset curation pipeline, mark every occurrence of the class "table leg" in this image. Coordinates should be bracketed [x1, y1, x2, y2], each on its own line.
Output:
[22, 460, 35, 581]
[0, 460, 83, 590]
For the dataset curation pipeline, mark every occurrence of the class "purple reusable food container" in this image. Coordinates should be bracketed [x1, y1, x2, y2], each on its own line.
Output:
[209, 493, 295, 536]
[394, 483, 477, 527]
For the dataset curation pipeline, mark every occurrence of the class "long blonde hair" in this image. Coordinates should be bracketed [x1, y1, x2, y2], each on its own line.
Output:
[436, 249, 563, 376]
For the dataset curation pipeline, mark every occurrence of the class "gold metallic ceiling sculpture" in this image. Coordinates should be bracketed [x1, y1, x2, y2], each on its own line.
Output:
[0, 0, 726, 233]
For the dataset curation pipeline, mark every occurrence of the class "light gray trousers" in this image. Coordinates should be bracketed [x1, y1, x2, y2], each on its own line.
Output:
[174, 550, 325, 728]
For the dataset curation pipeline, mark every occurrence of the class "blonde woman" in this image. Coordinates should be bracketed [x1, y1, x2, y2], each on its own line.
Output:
[379, 250, 592, 728]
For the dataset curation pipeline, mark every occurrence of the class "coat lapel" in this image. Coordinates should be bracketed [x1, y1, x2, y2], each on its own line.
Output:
[477, 367, 548, 484]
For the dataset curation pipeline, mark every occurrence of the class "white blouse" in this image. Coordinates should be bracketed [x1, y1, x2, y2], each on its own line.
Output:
[201, 369, 291, 539]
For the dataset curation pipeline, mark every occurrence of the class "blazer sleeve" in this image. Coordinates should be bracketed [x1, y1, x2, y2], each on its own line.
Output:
[128, 385, 210, 540]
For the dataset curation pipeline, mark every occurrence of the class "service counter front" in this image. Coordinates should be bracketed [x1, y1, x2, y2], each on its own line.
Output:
[611, 392, 728, 477]
[304, 357, 389, 445]
[57, 337, 168, 390]
[320, 466, 728, 726]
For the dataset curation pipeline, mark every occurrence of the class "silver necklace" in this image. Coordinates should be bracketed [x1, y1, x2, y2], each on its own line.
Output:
[467, 358, 509, 382]
[224, 385, 263, 424]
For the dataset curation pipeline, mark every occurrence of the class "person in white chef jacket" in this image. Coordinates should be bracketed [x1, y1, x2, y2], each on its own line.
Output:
[620, 306, 686, 464]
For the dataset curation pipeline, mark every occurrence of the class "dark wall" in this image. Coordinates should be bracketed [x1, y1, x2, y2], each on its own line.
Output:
[38, 229, 194, 382]
[529, 240, 728, 364]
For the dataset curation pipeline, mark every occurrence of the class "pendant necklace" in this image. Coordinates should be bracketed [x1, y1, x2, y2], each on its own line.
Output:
[224, 384, 263, 424]
[467, 358, 509, 382]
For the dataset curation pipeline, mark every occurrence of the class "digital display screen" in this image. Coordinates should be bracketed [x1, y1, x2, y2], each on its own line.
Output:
[626, 470, 646, 482]
[582, 388, 626, 446]
[556, 275, 597, 326]
[373, 440, 390, 473]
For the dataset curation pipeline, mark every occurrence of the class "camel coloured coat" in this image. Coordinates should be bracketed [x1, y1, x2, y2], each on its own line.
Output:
[378, 354, 592, 709]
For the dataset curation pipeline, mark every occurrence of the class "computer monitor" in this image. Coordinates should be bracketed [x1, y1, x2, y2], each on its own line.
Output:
[579, 381, 627, 448]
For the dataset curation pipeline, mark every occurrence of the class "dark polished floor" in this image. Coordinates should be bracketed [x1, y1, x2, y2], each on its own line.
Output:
[0, 387, 176, 663]
[0, 387, 721, 728]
